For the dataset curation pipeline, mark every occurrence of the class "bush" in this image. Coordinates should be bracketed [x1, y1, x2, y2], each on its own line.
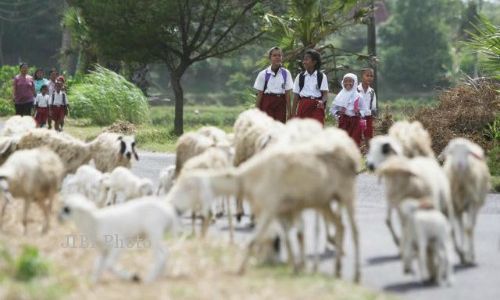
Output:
[69, 65, 151, 125]
[413, 80, 499, 154]
[14, 245, 49, 282]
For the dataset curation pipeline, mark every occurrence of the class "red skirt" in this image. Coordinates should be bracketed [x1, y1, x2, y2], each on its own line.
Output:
[364, 115, 374, 141]
[35, 107, 49, 125]
[259, 94, 286, 123]
[339, 115, 362, 146]
[51, 106, 66, 122]
[296, 98, 325, 125]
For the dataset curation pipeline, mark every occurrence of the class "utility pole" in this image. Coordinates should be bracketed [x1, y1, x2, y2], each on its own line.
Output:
[367, 0, 377, 97]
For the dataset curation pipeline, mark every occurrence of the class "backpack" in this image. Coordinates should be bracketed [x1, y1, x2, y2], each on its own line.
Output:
[52, 92, 68, 115]
[263, 68, 287, 93]
[299, 70, 324, 92]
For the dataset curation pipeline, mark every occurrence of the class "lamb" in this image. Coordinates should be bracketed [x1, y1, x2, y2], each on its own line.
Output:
[388, 120, 434, 158]
[367, 135, 456, 248]
[89, 132, 139, 173]
[61, 165, 110, 207]
[157, 165, 176, 195]
[439, 138, 491, 264]
[103, 167, 154, 205]
[58, 194, 179, 283]
[0, 148, 64, 234]
[170, 127, 362, 282]
[174, 131, 215, 177]
[0, 115, 36, 137]
[400, 199, 454, 285]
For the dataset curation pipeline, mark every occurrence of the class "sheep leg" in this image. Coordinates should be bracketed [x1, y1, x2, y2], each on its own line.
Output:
[105, 248, 138, 281]
[91, 249, 110, 284]
[191, 211, 196, 237]
[0, 198, 8, 230]
[465, 207, 477, 264]
[386, 205, 400, 247]
[38, 198, 52, 234]
[235, 194, 244, 222]
[453, 212, 466, 264]
[281, 221, 297, 272]
[345, 200, 361, 283]
[22, 200, 31, 235]
[322, 206, 344, 279]
[416, 232, 430, 282]
[312, 211, 321, 273]
[238, 211, 274, 275]
[145, 238, 167, 283]
[227, 197, 234, 244]
[296, 219, 306, 272]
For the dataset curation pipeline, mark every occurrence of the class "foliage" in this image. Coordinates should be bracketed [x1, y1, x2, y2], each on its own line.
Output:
[464, 16, 500, 80]
[379, 0, 460, 92]
[69, 65, 151, 125]
[413, 80, 499, 154]
[14, 246, 49, 282]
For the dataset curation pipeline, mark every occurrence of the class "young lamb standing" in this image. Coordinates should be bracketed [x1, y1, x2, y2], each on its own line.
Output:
[59, 194, 179, 283]
[157, 165, 176, 195]
[0, 148, 64, 234]
[62, 165, 110, 207]
[439, 138, 491, 264]
[400, 199, 454, 285]
[103, 167, 154, 205]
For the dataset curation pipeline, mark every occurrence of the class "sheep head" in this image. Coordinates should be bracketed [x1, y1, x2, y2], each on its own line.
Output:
[58, 194, 97, 224]
[117, 135, 139, 161]
[366, 135, 403, 171]
[439, 138, 485, 171]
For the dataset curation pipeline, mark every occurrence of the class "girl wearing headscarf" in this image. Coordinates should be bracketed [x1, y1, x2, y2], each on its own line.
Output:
[330, 73, 367, 146]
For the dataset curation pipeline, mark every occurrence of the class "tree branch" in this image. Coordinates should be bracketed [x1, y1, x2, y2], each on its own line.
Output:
[195, 30, 265, 62]
[192, 0, 221, 51]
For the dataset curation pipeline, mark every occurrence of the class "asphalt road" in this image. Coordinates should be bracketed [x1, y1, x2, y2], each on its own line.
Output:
[132, 150, 500, 300]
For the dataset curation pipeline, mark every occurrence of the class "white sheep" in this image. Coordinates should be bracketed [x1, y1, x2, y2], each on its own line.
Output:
[58, 194, 179, 283]
[400, 199, 454, 285]
[61, 165, 110, 207]
[388, 120, 435, 158]
[157, 165, 176, 195]
[0, 148, 64, 234]
[174, 131, 215, 177]
[103, 166, 154, 205]
[439, 138, 491, 264]
[0, 115, 36, 137]
[0, 136, 18, 165]
[89, 132, 139, 173]
[169, 127, 362, 282]
[367, 135, 456, 248]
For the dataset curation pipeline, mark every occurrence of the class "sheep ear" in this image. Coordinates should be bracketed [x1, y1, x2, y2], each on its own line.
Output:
[0, 137, 15, 157]
[116, 135, 123, 141]
[381, 142, 396, 155]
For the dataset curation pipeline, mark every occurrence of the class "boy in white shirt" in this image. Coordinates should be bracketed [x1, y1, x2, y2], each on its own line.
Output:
[358, 68, 377, 144]
[50, 80, 69, 132]
[291, 49, 329, 125]
[34, 85, 50, 128]
[254, 47, 293, 122]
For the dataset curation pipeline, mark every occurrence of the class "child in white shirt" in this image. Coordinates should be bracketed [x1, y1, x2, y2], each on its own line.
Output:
[34, 85, 50, 128]
[358, 68, 377, 145]
[50, 80, 69, 132]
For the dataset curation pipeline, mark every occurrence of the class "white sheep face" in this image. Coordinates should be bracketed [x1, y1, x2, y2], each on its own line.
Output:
[118, 136, 139, 161]
[366, 136, 403, 171]
[58, 194, 96, 222]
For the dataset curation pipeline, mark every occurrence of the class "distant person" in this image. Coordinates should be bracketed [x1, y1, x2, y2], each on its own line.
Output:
[358, 68, 377, 146]
[330, 73, 367, 147]
[34, 84, 50, 128]
[12, 62, 35, 116]
[47, 68, 59, 129]
[50, 80, 68, 132]
[291, 49, 329, 125]
[33, 68, 49, 95]
[253, 47, 293, 122]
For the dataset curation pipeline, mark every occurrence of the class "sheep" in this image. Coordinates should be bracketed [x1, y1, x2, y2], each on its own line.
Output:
[0, 115, 36, 137]
[0, 148, 64, 234]
[61, 165, 110, 207]
[388, 120, 434, 158]
[367, 135, 456, 248]
[103, 167, 154, 205]
[89, 132, 139, 173]
[58, 194, 179, 283]
[10, 129, 93, 175]
[157, 165, 176, 195]
[0, 136, 18, 165]
[439, 138, 491, 264]
[174, 132, 215, 177]
[400, 199, 454, 285]
[169, 127, 362, 282]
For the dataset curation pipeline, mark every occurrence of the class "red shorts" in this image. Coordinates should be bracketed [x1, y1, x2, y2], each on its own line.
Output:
[259, 94, 286, 123]
[51, 106, 66, 122]
[35, 107, 49, 126]
[339, 115, 362, 146]
[296, 98, 325, 125]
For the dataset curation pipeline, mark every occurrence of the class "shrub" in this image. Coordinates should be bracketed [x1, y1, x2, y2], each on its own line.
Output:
[69, 65, 151, 125]
[14, 245, 49, 282]
[413, 80, 499, 154]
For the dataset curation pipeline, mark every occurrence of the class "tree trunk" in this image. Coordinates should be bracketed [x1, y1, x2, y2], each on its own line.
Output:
[170, 70, 184, 135]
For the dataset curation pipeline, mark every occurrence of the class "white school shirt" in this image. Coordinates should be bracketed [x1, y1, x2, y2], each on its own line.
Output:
[51, 91, 67, 106]
[292, 70, 328, 98]
[34, 93, 50, 108]
[357, 83, 377, 116]
[48, 80, 57, 96]
[333, 90, 368, 117]
[253, 66, 293, 94]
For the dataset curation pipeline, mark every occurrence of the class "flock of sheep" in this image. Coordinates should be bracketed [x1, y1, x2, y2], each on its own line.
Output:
[0, 110, 491, 287]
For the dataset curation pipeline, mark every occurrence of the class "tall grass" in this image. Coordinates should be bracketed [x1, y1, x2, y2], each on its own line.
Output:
[69, 65, 151, 125]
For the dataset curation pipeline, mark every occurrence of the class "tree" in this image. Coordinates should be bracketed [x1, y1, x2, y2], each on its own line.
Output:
[71, 0, 268, 135]
[379, 0, 461, 92]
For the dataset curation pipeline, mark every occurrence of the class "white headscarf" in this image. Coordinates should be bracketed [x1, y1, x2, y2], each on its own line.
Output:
[330, 73, 360, 117]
